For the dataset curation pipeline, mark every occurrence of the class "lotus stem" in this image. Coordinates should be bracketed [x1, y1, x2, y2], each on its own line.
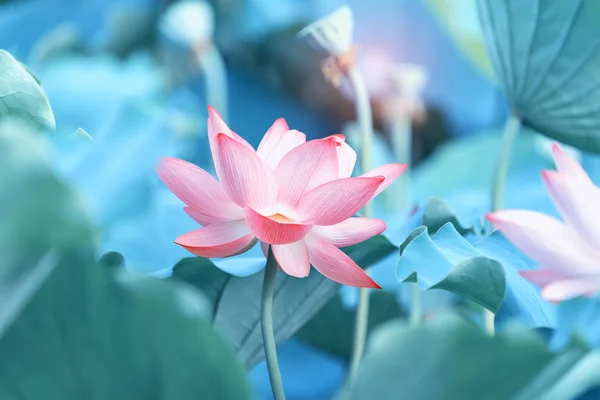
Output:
[261, 247, 286, 400]
[486, 114, 520, 335]
[483, 309, 495, 335]
[491, 114, 521, 211]
[409, 282, 421, 327]
[346, 65, 374, 381]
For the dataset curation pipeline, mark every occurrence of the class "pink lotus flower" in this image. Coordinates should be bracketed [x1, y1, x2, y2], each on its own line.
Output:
[487, 143, 600, 302]
[157, 107, 406, 288]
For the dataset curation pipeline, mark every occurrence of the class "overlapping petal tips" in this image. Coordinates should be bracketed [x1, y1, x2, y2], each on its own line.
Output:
[486, 210, 599, 276]
[207, 106, 253, 167]
[156, 157, 243, 221]
[216, 133, 277, 209]
[326, 134, 356, 178]
[360, 163, 407, 198]
[304, 233, 380, 288]
[184, 206, 230, 226]
[275, 137, 339, 206]
[541, 279, 599, 303]
[175, 219, 255, 258]
[272, 241, 311, 277]
[312, 218, 385, 247]
[296, 176, 384, 226]
[519, 269, 570, 287]
[551, 142, 589, 180]
[256, 118, 294, 167]
[542, 170, 600, 247]
[244, 207, 313, 245]
[520, 269, 597, 303]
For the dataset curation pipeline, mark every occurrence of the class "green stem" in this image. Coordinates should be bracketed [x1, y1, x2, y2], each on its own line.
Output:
[346, 66, 374, 381]
[261, 247, 286, 400]
[486, 114, 520, 336]
[409, 283, 421, 327]
[483, 309, 495, 336]
[491, 114, 521, 211]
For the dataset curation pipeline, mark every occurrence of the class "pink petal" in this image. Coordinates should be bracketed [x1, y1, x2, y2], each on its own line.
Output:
[244, 206, 313, 245]
[542, 170, 600, 247]
[304, 233, 380, 288]
[272, 241, 310, 277]
[486, 210, 600, 276]
[261, 129, 306, 170]
[175, 219, 254, 258]
[184, 206, 230, 225]
[551, 143, 590, 181]
[216, 133, 278, 209]
[312, 217, 386, 247]
[156, 157, 243, 220]
[207, 106, 253, 170]
[275, 137, 339, 206]
[519, 269, 571, 287]
[207, 106, 252, 147]
[257, 118, 290, 153]
[327, 134, 356, 178]
[541, 279, 599, 302]
[360, 163, 407, 198]
[296, 176, 384, 226]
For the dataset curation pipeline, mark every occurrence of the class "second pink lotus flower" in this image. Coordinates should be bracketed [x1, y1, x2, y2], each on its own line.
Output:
[157, 107, 406, 288]
[487, 143, 600, 302]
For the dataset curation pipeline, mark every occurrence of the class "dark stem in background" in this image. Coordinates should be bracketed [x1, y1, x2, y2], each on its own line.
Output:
[261, 247, 286, 400]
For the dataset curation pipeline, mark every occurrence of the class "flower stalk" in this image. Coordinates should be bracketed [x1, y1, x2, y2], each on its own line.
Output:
[409, 282, 421, 327]
[346, 65, 375, 381]
[486, 113, 521, 335]
[262, 247, 286, 400]
[297, 6, 378, 379]
[491, 114, 521, 212]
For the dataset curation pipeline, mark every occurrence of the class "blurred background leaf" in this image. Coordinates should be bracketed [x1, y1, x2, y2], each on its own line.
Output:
[478, 0, 600, 153]
[343, 314, 554, 400]
[295, 291, 404, 361]
[0, 50, 55, 129]
[0, 121, 252, 400]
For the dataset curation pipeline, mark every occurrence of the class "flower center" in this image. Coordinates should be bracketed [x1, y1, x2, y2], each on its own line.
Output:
[268, 213, 294, 223]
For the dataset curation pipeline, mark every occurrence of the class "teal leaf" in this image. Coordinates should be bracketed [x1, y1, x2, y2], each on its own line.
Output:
[344, 314, 554, 400]
[478, 0, 600, 152]
[397, 223, 553, 326]
[421, 197, 475, 235]
[397, 225, 505, 312]
[170, 257, 231, 321]
[295, 291, 404, 361]
[18, 61, 41, 84]
[0, 50, 55, 129]
[514, 348, 592, 400]
[0, 122, 252, 400]
[0, 252, 58, 339]
[170, 235, 397, 367]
